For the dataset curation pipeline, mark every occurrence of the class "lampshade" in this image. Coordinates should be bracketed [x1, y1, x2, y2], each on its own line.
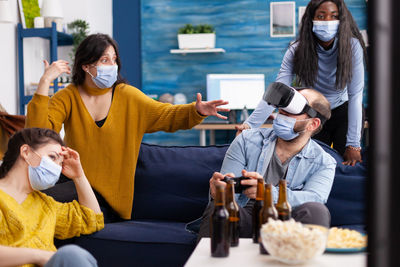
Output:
[0, 0, 13, 23]
[41, 0, 63, 18]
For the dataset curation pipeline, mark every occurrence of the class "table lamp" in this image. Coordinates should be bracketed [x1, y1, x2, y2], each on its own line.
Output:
[0, 0, 13, 23]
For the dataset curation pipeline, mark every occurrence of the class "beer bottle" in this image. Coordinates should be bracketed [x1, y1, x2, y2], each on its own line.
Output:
[252, 177, 264, 243]
[259, 183, 278, 254]
[210, 185, 230, 257]
[276, 179, 292, 221]
[225, 180, 240, 247]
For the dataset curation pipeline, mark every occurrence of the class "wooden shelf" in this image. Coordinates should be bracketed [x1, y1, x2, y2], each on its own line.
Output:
[19, 27, 73, 46]
[170, 48, 225, 54]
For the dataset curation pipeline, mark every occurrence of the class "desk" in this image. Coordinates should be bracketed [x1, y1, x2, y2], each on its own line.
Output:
[185, 238, 367, 267]
[194, 124, 272, 146]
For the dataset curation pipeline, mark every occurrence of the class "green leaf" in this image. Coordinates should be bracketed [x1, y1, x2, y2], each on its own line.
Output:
[67, 19, 90, 63]
[178, 23, 215, 34]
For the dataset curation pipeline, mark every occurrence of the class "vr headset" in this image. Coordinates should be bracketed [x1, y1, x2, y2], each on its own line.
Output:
[263, 82, 327, 124]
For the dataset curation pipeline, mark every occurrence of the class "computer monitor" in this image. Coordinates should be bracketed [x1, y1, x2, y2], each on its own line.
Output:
[206, 74, 265, 110]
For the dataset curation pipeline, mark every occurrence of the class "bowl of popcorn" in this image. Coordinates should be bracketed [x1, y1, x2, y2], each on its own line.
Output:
[260, 219, 328, 265]
[326, 227, 367, 252]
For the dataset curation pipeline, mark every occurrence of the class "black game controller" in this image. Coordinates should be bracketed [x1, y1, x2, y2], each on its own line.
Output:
[222, 176, 252, 193]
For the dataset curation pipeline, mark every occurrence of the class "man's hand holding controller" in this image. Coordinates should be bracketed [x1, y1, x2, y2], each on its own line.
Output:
[209, 170, 261, 199]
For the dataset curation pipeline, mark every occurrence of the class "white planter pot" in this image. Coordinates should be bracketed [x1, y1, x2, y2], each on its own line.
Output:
[177, 33, 216, 49]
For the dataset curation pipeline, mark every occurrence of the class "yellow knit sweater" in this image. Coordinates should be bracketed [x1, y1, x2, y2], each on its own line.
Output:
[26, 83, 205, 219]
[0, 189, 104, 267]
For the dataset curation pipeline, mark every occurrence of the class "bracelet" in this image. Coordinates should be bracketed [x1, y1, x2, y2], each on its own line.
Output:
[347, 145, 362, 152]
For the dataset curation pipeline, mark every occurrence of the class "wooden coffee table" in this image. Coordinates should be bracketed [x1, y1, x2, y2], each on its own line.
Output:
[185, 238, 366, 267]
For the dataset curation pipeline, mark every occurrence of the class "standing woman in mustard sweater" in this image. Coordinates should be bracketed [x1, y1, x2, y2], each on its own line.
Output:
[0, 128, 104, 267]
[25, 34, 228, 221]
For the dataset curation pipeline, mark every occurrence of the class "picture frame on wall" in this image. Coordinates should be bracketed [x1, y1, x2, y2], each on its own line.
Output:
[17, 0, 26, 28]
[298, 6, 306, 24]
[270, 1, 296, 37]
[18, 0, 41, 28]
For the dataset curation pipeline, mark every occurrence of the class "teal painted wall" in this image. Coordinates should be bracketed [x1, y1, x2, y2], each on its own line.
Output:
[140, 0, 368, 145]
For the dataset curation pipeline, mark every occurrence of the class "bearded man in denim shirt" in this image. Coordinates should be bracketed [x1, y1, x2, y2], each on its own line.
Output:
[198, 88, 337, 238]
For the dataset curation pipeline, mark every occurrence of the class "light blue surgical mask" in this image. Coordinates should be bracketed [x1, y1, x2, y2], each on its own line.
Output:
[312, 20, 340, 42]
[87, 65, 118, 89]
[273, 114, 310, 141]
[27, 151, 62, 191]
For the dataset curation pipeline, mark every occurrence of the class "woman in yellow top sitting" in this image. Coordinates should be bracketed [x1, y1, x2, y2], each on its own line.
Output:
[0, 128, 104, 267]
[25, 34, 228, 221]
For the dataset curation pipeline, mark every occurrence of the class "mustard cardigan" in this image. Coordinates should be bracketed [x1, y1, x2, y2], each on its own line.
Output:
[0, 189, 104, 267]
[26, 84, 205, 219]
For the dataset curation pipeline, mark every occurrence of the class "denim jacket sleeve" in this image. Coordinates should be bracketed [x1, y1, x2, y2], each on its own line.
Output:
[220, 133, 247, 176]
[186, 134, 248, 234]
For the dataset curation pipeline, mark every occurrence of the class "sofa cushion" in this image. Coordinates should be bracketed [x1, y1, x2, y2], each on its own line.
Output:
[83, 220, 196, 244]
[132, 143, 229, 222]
[314, 140, 367, 227]
[75, 220, 196, 267]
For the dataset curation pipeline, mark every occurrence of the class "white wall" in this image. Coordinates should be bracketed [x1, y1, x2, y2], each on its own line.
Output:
[0, 1, 19, 114]
[0, 0, 113, 115]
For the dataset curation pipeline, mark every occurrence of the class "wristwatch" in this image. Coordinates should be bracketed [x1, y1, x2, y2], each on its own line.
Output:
[347, 145, 362, 152]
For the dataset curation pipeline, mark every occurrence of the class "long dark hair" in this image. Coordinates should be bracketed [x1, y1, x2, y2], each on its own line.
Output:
[0, 128, 64, 178]
[293, 0, 367, 90]
[72, 34, 126, 86]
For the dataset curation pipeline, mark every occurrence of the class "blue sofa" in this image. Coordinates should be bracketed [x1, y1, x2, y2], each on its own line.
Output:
[62, 140, 366, 267]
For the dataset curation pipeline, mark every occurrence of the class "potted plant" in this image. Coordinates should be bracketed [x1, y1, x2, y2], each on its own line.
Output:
[177, 24, 216, 49]
[67, 19, 90, 63]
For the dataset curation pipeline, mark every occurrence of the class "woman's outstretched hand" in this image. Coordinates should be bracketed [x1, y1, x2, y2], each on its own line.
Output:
[195, 93, 230, 120]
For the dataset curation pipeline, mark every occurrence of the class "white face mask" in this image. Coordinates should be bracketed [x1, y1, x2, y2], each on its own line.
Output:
[273, 114, 311, 141]
[26, 151, 62, 191]
[86, 65, 118, 89]
[312, 20, 340, 42]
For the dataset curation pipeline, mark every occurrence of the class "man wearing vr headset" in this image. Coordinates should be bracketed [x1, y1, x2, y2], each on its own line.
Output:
[197, 85, 336, 238]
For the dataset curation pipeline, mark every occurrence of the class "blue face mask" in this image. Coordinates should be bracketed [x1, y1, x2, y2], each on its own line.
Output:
[273, 114, 310, 141]
[312, 20, 340, 42]
[27, 151, 62, 191]
[87, 65, 118, 89]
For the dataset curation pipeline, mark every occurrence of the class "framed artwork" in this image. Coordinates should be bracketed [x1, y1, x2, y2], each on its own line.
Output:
[270, 1, 296, 37]
[298, 6, 306, 24]
[18, 0, 40, 28]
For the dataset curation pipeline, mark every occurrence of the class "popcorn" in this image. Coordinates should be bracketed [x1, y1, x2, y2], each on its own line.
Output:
[327, 227, 367, 248]
[260, 219, 327, 263]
